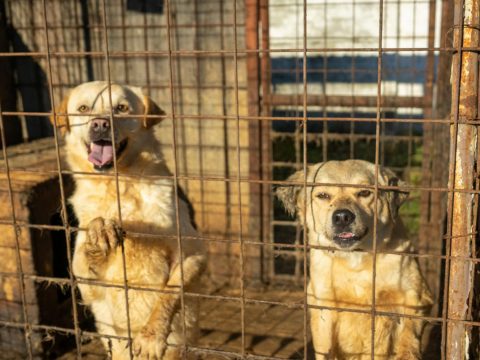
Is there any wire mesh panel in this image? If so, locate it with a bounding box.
[1,0,251,358]
[265,0,438,284]
[0,0,479,359]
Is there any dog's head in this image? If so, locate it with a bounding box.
[50,81,165,172]
[276,160,408,250]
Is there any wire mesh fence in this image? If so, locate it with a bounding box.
[0,0,478,359]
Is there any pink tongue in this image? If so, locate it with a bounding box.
[338,232,355,239]
[88,141,114,166]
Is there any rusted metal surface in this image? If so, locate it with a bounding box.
[419,0,450,319]
[246,0,260,120]
[245,0,269,285]
[0,109,475,124]
[0,48,472,58]
[445,0,479,357]
[246,0,263,282]
[430,0,453,320]
[233,0,248,355]
[259,0,272,284]
[419,0,437,248]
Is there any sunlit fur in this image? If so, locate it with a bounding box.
[52,81,206,359]
[276,160,432,359]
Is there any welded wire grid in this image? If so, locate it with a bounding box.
[0,0,479,359]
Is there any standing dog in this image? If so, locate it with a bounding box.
[51,81,206,359]
[276,160,432,359]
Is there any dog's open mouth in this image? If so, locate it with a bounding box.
[87,139,128,171]
[333,229,368,249]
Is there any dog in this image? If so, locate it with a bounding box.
[276,160,432,359]
[50,81,206,359]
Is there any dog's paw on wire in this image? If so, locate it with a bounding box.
[86,217,122,257]
[132,327,168,360]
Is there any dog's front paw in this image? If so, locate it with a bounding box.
[85,217,122,259]
[133,327,167,360]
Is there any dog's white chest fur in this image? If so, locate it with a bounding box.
[71,176,175,230]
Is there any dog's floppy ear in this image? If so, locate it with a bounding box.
[49,95,70,135]
[380,167,409,220]
[142,95,165,129]
[275,169,306,216]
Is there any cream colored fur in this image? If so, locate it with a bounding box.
[276,160,432,360]
[51,81,206,359]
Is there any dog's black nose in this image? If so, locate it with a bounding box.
[89,118,111,141]
[91,118,110,131]
[332,209,355,227]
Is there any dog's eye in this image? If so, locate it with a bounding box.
[316,192,330,200]
[357,190,372,197]
[78,105,89,113]
[116,104,129,113]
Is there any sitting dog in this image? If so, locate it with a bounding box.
[51,81,206,359]
[276,160,432,359]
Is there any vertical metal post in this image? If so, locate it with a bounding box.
[164,0,188,356]
[446,0,479,357]
[246,0,264,282]
[259,0,271,284]
[419,0,440,314]
[419,0,437,247]
[232,0,246,356]
[246,0,259,121]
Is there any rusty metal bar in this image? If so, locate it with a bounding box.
[301,0,309,358]
[99,1,134,358]
[445,0,479,357]
[420,0,453,325]
[270,132,422,142]
[245,0,264,284]
[370,0,385,357]
[266,94,426,108]
[3,303,480,342]
[0,109,469,123]
[164,0,189,357]
[12,23,245,31]
[0,227,478,269]
[259,0,272,284]
[233,0,247,357]
[418,0,444,302]
[5,164,480,194]
[246,0,260,120]
[418,0,437,252]
[3,46,480,59]
[0,226,475,261]
[418,0,437,325]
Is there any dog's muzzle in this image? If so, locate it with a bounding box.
[89,117,111,142]
[333,232,362,248]
[85,117,129,171]
[331,209,365,248]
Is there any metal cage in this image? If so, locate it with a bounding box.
[0,0,478,358]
